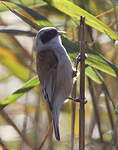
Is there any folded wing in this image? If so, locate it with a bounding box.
[36,49,58,110]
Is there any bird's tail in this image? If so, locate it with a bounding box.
[52,110,60,141]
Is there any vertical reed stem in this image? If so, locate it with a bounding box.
[78,16,86,150]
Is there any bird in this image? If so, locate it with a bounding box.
[34,27,75,140]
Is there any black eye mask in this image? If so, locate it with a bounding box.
[40,29,58,44]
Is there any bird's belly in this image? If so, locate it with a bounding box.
[63,56,73,76]
[57,57,73,97]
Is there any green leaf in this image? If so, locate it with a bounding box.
[11,2,53,27]
[69,50,118,79]
[44,0,118,40]
[0,76,40,110]
[0,0,45,12]
[63,37,118,78]
[2,3,41,30]
[87,50,118,77]
[85,66,103,84]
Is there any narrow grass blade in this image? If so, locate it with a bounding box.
[85,66,103,84]
[86,50,118,77]
[0,0,45,12]
[0,76,40,110]
[2,2,41,30]
[12,2,53,27]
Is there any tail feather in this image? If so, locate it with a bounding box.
[52,110,60,141]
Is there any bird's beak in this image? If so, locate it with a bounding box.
[58,31,66,35]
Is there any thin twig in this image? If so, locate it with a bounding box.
[0,29,36,36]
[102,82,115,109]
[88,79,103,142]
[1,110,34,150]
[102,83,118,146]
[110,0,118,31]
[78,16,86,150]
[103,90,115,142]
[38,122,53,150]
[96,8,114,18]
[38,105,53,150]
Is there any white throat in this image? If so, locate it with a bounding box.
[36,35,63,52]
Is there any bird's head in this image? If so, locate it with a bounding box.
[35,27,65,51]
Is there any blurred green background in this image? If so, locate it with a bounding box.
[0,0,118,150]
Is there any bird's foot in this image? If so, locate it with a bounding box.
[76,53,88,64]
[72,70,77,78]
[74,98,87,104]
[68,97,87,104]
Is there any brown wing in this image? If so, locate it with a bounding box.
[36,49,58,109]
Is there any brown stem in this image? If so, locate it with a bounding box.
[102,83,118,146]
[1,110,34,150]
[38,105,53,150]
[38,122,53,150]
[96,8,114,18]
[78,16,86,150]
[110,0,118,31]
[88,79,103,142]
